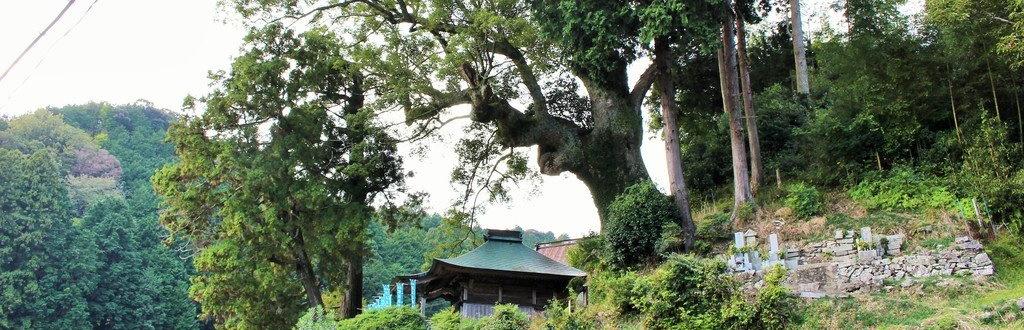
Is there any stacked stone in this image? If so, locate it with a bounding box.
[796,229,903,265]
[833,236,993,293]
[730,230,994,296]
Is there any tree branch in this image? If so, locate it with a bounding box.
[403,88,471,124]
[630,63,658,107]
[489,40,548,114]
[271,1,361,23]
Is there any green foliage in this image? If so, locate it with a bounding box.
[723,266,802,330]
[693,212,734,255]
[82,198,197,329]
[956,116,1024,233]
[586,270,644,318]
[425,304,531,330]
[0,106,199,328]
[294,306,338,330]
[540,300,595,330]
[0,110,98,171]
[154,24,404,327]
[337,306,426,330]
[605,181,675,268]
[428,308,476,330]
[0,149,97,329]
[630,254,736,329]
[986,234,1024,280]
[52,102,177,215]
[481,304,530,330]
[850,167,962,213]
[566,235,607,273]
[784,183,825,219]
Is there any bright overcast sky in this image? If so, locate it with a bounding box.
[0,0,920,237]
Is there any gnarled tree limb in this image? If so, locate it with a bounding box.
[630,63,658,107]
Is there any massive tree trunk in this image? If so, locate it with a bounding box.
[719,2,755,213]
[341,254,364,318]
[654,38,696,251]
[735,16,763,194]
[574,69,652,224]
[461,62,651,227]
[790,0,810,95]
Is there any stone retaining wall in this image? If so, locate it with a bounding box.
[729,228,994,297]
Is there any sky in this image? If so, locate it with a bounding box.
[0,0,920,237]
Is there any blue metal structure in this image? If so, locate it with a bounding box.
[366,279,417,311]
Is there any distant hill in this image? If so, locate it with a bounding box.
[0,102,198,329]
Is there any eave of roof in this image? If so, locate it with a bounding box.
[401,238,586,282]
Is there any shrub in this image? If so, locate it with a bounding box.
[337,306,426,330]
[585,269,643,318]
[748,266,801,329]
[692,212,733,255]
[630,254,736,329]
[480,304,529,330]
[849,167,961,213]
[605,180,676,268]
[428,307,484,330]
[565,235,606,273]
[784,182,824,219]
[720,266,801,330]
[429,308,463,330]
[538,300,594,330]
[956,116,1024,233]
[293,306,337,330]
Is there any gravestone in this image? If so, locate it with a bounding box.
[769,233,780,265]
[734,232,747,271]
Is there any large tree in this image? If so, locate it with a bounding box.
[224,0,673,226]
[153,25,404,326]
[641,0,725,249]
[0,149,98,329]
[82,198,197,329]
[735,3,764,194]
[789,0,810,94]
[718,0,756,212]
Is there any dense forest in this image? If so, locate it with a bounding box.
[0,103,562,328]
[0,103,196,328]
[3,0,1024,328]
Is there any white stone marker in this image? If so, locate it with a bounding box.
[769,233,780,265]
[734,232,746,271]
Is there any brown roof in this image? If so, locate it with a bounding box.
[534,239,580,266]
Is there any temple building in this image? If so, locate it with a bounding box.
[396,229,586,317]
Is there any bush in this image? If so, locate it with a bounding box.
[748,266,801,329]
[293,306,337,330]
[720,267,801,330]
[605,181,676,268]
[630,254,737,329]
[849,167,962,213]
[337,306,426,330]
[784,182,824,219]
[956,117,1024,233]
[480,304,529,330]
[428,307,481,330]
[565,235,606,273]
[538,300,594,330]
[585,269,643,319]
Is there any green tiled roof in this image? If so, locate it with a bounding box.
[435,230,586,278]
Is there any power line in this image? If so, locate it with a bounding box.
[3,0,99,98]
[0,0,77,85]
